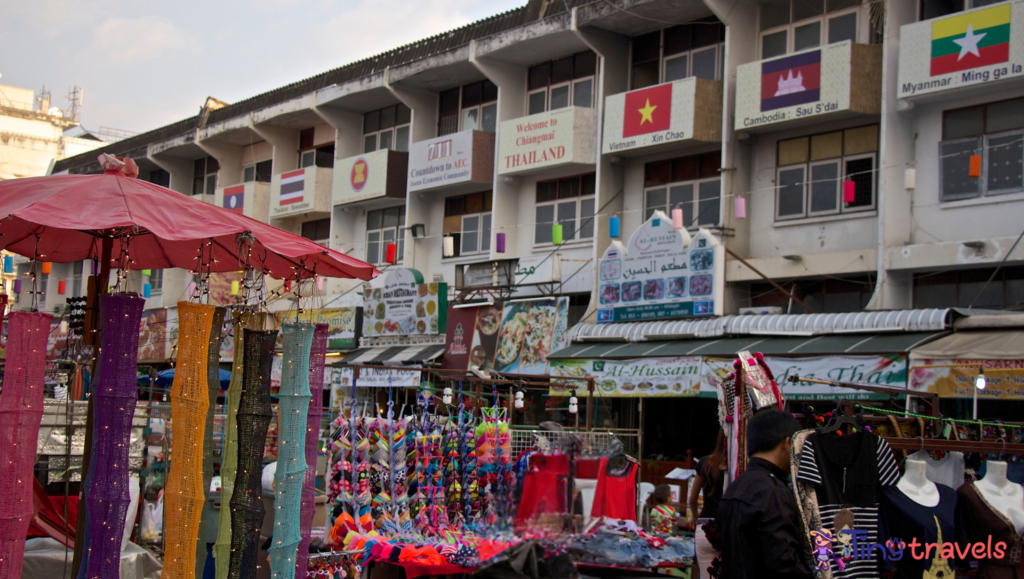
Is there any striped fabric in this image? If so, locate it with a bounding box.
[797,437,900,579]
[280,170,305,205]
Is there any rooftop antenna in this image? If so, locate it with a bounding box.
[65,85,83,123]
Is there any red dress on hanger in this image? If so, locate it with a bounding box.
[590,456,638,521]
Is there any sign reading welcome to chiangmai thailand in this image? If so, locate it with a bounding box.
[734,40,881,131]
[898,2,1022,98]
[497,106,597,175]
[596,212,725,323]
[602,77,722,154]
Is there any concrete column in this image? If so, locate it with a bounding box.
[197,139,244,188]
[471,40,527,260]
[867,0,915,310]
[147,148,194,195]
[574,12,629,322]
[252,123,300,176]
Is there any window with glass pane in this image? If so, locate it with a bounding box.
[697,180,720,225]
[664,54,689,82]
[463,108,480,131]
[535,204,555,244]
[550,85,570,110]
[645,188,667,220]
[777,167,806,218]
[528,91,546,115]
[301,151,315,168]
[557,201,577,240]
[762,30,788,58]
[364,134,377,153]
[692,47,718,80]
[366,231,380,264]
[672,184,695,226]
[844,156,875,207]
[527,51,597,112]
[379,131,393,151]
[481,104,497,132]
[828,12,857,44]
[940,98,1024,201]
[573,79,593,108]
[482,214,492,251]
[794,21,821,51]
[809,162,839,213]
[985,132,1024,195]
[462,215,479,254]
[579,198,595,239]
[255,160,272,183]
[244,166,256,183]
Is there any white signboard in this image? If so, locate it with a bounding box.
[408,130,474,192]
[702,355,907,401]
[335,365,421,388]
[549,356,703,397]
[603,78,702,154]
[497,106,597,175]
[597,212,724,323]
[514,253,561,286]
[898,2,1023,98]
[334,148,390,206]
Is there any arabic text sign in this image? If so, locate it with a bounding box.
[911,358,1024,399]
[597,213,724,323]
[899,3,1024,98]
[514,254,560,285]
[549,357,702,397]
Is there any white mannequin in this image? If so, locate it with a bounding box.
[976,460,1024,534]
[898,459,940,507]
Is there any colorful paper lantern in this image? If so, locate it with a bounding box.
[672,208,684,230]
[58,280,66,295]
[41,262,52,274]
[969,155,982,178]
[316,276,324,291]
[735,197,747,219]
[3,255,12,274]
[443,236,454,257]
[187,281,196,296]
[231,281,240,296]
[13,279,21,294]
[142,269,152,276]
[843,180,856,204]
[143,283,151,298]
[385,243,397,264]
[609,217,620,238]
[552,224,563,246]
[496,232,506,253]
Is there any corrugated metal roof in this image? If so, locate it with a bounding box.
[571,317,729,341]
[55,0,605,175]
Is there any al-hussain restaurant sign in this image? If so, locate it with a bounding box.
[899,3,1024,98]
[497,106,597,175]
[597,212,725,323]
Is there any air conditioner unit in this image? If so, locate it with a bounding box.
[739,306,783,315]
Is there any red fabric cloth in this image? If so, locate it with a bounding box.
[590,457,638,521]
[396,561,474,579]
[515,453,569,523]
[28,495,78,538]
[0,165,377,280]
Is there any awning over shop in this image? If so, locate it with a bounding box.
[910,331,1024,360]
[341,344,445,365]
[548,331,948,359]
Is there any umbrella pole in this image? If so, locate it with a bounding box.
[71,235,113,577]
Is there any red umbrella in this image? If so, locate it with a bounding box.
[0,155,378,280]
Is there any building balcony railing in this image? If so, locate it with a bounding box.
[214,181,270,222]
[898,1,1021,100]
[497,106,598,176]
[602,77,723,156]
[269,165,333,220]
[734,40,881,133]
[408,130,495,194]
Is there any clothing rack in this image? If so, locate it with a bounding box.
[884,437,1024,455]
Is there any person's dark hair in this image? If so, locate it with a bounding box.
[701,429,727,490]
[652,484,672,504]
[746,409,800,456]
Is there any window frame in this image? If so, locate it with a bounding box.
[920,0,1005,22]
[149,269,164,295]
[192,156,219,196]
[442,192,493,259]
[758,2,860,59]
[526,52,597,115]
[774,125,879,221]
[300,218,331,245]
[364,206,406,266]
[363,104,411,154]
[939,98,1024,202]
[630,20,727,90]
[243,160,272,183]
[662,43,724,84]
[643,175,722,229]
[458,212,492,256]
[533,173,597,247]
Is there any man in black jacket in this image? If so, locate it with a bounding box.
[716,409,811,579]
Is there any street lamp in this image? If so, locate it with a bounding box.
[973,368,986,420]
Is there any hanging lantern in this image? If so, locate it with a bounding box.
[514,390,524,409]
[568,395,578,414]
[734,197,747,219]
[143,283,151,298]
[13,279,21,294]
[58,280,66,295]
[443,235,455,257]
[385,243,398,264]
[442,386,453,405]
[609,216,620,238]
[284,280,292,292]
[672,208,684,230]
[496,232,506,253]
[142,269,152,276]
[552,224,563,246]
[843,180,856,204]
[3,255,12,274]
[969,155,982,178]
[230,281,240,296]
[316,276,324,291]
[42,262,52,274]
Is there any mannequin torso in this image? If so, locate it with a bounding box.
[897,459,940,507]
[976,460,1024,534]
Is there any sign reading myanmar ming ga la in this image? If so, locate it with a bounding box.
[899,2,1023,98]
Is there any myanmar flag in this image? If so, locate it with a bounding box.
[931,4,1010,76]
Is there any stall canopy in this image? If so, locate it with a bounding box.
[341,344,445,366]
[549,331,948,360]
[909,330,1024,399]
[911,331,1024,359]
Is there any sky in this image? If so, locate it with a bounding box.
[2,0,526,134]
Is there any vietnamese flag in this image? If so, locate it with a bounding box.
[931,4,1010,76]
[623,84,672,138]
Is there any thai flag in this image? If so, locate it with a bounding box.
[280,169,305,205]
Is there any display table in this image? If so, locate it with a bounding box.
[21,538,162,579]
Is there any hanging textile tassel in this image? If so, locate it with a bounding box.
[0,312,53,579]
[196,307,227,576]
[269,323,315,579]
[162,302,217,579]
[295,324,328,579]
[214,313,265,579]
[229,328,278,579]
[76,295,145,579]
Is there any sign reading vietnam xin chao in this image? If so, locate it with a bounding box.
[596,212,724,323]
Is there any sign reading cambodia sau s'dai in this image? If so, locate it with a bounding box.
[898,3,1023,98]
[597,212,724,323]
[497,107,597,175]
[734,41,881,130]
[602,78,721,154]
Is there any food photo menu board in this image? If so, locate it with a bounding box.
[491,297,570,374]
[363,268,447,337]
